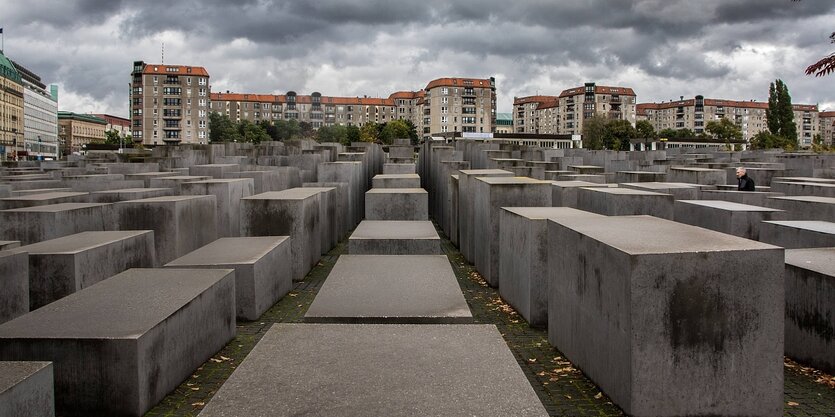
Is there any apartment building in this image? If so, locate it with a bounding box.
[92,114,131,138]
[638,96,820,146]
[820,111,835,146]
[130,61,210,145]
[0,51,24,158]
[512,83,636,135]
[58,112,106,154]
[420,77,495,138]
[12,60,58,159]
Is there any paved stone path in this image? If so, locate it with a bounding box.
[146,228,835,417]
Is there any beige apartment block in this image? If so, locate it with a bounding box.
[638,96,819,146]
[820,111,835,146]
[512,95,558,134]
[130,61,210,145]
[0,51,24,158]
[58,112,106,154]
[420,77,496,138]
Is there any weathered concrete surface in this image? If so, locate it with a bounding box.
[550,181,613,208]
[674,200,785,240]
[547,215,784,417]
[0,361,54,417]
[123,172,176,188]
[577,187,674,219]
[88,188,173,204]
[499,207,603,327]
[614,171,667,183]
[17,231,157,310]
[784,248,835,374]
[348,220,441,255]
[180,179,255,238]
[764,196,835,222]
[619,182,702,200]
[318,162,364,229]
[667,166,726,185]
[472,177,551,287]
[304,182,350,241]
[298,187,337,254]
[147,176,211,191]
[189,164,241,179]
[760,220,835,249]
[458,169,514,262]
[198,324,548,416]
[0,251,28,325]
[699,189,784,207]
[371,174,421,189]
[365,188,428,221]
[0,192,90,210]
[240,189,321,281]
[226,169,300,194]
[382,163,415,174]
[0,203,116,245]
[166,236,292,321]
[115,196,217,265]
[0,241,20,250]
[771,181,835,198]
[305,255,471,323]
[9,188,72,197]
[0,268,236,417]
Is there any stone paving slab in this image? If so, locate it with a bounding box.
[305,255,471,324]
[199,323,548,417]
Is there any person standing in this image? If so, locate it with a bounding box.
[736,167,755,191]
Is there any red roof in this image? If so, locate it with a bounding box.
[424,77,493,90]
[513,95,559,106]
[141,63,209,77]
[559,85,636,98]
[820,111,835,118]
[388,91,423,100]
[210,92,396,106]
[638,98,817,112]
[91,114,130,127]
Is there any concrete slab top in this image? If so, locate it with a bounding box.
[92,188,170,194]
[670,166,723,172]
[769,195,835,204]
[785,247,835,276]
[300,187,337,192]
[0,241,21,250]
[2,202,109,213]
[580,187,669,196]
[16,231,152,254]
[124,172,171,177]
[490,158,523,162]
[166,236,290,265]
[372,174,420,179]
[244,188,326,200]
[678,199,784,212]
[459,169,513,176]
[154,176,211,180]
[122,195,211,203]
[567,165,603,169]
[763,220,835,234]
[183,179,253,185]
[0,191,88,201]
[620,182,700,190]
[305,255,471,323]
[551,180,612,188]
[350,221,439,239]
[773,181,835,188]
[10,188,72,195]
[191,164,240,168]
[0,361,52,393]
[774,177,835,184]
[550,215,779,254]
[451,174,459,180]
[617,171,666,175]
[502,207,603,220]
[365,188,427,194]
[0,268,233,339]
[476,177,550,185]
[199,324,548,416]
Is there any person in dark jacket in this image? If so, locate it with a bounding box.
[736,167,755,191]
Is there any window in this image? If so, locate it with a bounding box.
[442,87,448,95]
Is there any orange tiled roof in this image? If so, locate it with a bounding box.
[513,95,559,106]
[638,98,817,112]
[388,91,423,100]
[424,77,493,90]
[141,63,209,77]
[211,92,396,107]
[820,111,835,118]
[559,85,636,98]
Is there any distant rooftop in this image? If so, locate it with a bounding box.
[58,111,107,125]
[0,50,22,84]
[496,113,512,126]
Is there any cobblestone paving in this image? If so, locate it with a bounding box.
[147,233,835,416]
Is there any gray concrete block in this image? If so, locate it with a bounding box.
[0,184,10,198]
[7,180,63,192]
[0,251,28,325]
[577,187,674,219]
[699,189,784,206]
[759,220,835,248]
[547,215,784,417]
[147,176,211,192]
[365,188,428,221]
[0,192,90,210]
[348,220,441,255]
[614,171,667,183]
[304,182,350,241]
[771,181,835,197]
[371,174,421,189]
[180,179,255,238]
[550,181,613,207]
[458,169,514,262]
[499,207,603,327]
[226,168,300,194]
[784,248,835,374]
[553,173,606,183]
[165,237,292,321]
[88,188,173,204]
[9,188,72,197]
[667,166,726,185]
[472,177,551,287]
[188,164,241,178]
[0,361,54,417]
[17,231,157,310]
[123,172,176,188]
[620,182,702,200]
[305,255,471,323]
[764,195,835,222]
[240,189,321,281]
[0,241,20,250]
[198,323,548,416]
[115,196,217,265]
[0,203,116,245]
[382,163,415,174]
[674,200,785,240]
[300,187,337,254]
[319,162,364,228]
[0,268,235,417]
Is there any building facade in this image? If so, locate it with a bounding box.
[495,112,513,133]
[92,113,131,138]
[638,96,820,146]
[420,77,495,138]
[512,83,636,136]
[0,51,24,159]
[130,61,210,145]
[12,60,58,159]
[58,112,106,154]
[820,111,835,146]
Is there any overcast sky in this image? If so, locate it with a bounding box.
[3,0,835,116]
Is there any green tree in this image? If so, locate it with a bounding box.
[705,118,743,148]
[273,119,302,141]
[657,128,696,139]
[581,114,607,150]
[238,120,270,144]
[403,120,419,145]
[359,122,380,143]
[379,119,411,145]
[604,119,636,150]
[635,120,656,139]
[750,131,796,151]
[208,112,241,142]
[317,125,348,144]
[805,31,835,77]
[258,120,279,141]
[104,129,122,145]
[346,125,361,144]
[766,79,797,146]
[299,121,315,138]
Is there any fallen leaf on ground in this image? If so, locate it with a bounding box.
[787,401,799,406]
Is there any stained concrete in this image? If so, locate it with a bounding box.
[199,324,548,416]
[180,179,255,238]
[189,164,241,178]
[699,189,784,206]
[667,166,726,185]
[576,187,674,219]
[0,251,28,325]
[457,169,514,263]
[550,181,613,207]
[760,220,835,248]
[348,221,441,255]
[0,203,116,245]
[88,188,173,204]
[764,195,835,222]
[305,255,471,323]
[372,174,421,189]
[17,231,157,310]
[619,182,702,200]
[365,188,428,221]
[0,361,54,417]
[0,268,236,417]
[547,215,783,417]
[0,192,90,210]
[784,248,835,374]
[166,237,292,321]
[147,175,211,191]
[674,200,785,240]
[382,163,415,174]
